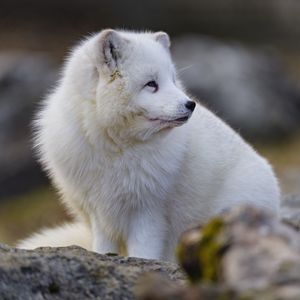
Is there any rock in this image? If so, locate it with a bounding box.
[136,273,238,300]
[137,275,246,300]
[135,273,186,300]
[2,206,300,299]
[280,169,300,198]
[281,194,300,230]
[0,52,57,199]
[139,206,300,300]
[172,36,300,141]
[177,206,300,287]
[0,244,184,300]
[220,208,300,293]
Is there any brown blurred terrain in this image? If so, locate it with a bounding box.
[0,0,300,246]
[0,187,70,246]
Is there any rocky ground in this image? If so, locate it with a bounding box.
[1,199,300,300]
[0,244,185,300]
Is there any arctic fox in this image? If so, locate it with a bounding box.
[19,29,280,261]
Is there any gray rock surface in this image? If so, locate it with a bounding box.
[0,53,57,199]
[281,194,300,230]
[172,36,300,141]
[0,244,184,300]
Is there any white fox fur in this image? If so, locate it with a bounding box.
[19,223,91,250]
[18,29,280,261]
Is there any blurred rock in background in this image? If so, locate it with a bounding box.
[173,36,300,141]
[0,53,57,199]
[138,205,300,300]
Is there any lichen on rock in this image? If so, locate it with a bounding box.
[177,217,229,283]
[174,205,300,299]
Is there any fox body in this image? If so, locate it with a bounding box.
[19,30,280,261]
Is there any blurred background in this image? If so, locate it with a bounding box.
[1,0,300,246]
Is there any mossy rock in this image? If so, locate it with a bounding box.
[177,217,230,283]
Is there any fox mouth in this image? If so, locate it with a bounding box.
[148,114,191,125]
[172,116,189,122]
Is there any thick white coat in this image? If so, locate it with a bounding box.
[19,30,280,261]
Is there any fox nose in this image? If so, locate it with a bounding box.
[185,101,196,112]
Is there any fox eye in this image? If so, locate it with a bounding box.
[144,80,158,93]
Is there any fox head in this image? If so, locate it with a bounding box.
[63,29,195,144]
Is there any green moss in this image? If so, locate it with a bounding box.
[198,218,225,282]
[177,217,228,284]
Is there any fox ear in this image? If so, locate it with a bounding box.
[153,31,171,49]
[99,29,128,71]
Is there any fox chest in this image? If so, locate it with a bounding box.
[77,155,179,213]
[100,163,169,205]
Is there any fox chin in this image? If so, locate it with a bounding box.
[18,29,280,261]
